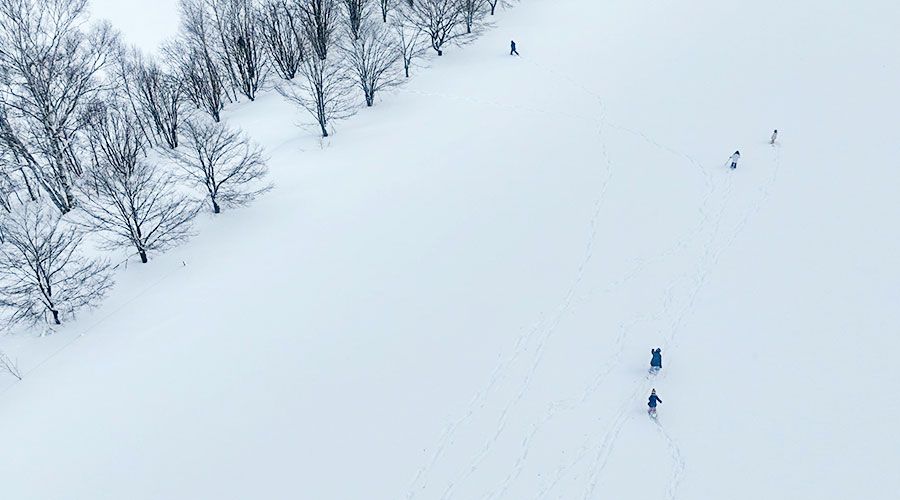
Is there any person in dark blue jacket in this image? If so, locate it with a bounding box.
[510,40,519,56]
[648,389,662,416]
[650,348,662,372]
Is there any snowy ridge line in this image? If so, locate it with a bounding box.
[0,260,188,395]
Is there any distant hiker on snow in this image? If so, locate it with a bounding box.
[729,150,740,169]
[770,129,778,145]
[650,348,662,372]
[648,389,662,415]
[510,40,519,55]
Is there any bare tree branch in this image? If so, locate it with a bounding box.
[0,349,22,380]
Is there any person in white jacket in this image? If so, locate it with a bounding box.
[729,150,740,169]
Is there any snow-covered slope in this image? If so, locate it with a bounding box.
[2,0,899,499]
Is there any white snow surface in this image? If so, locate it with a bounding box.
[89,0,181,52]
[2,0,900,498]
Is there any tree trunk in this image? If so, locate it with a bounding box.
[19,168,36,201]
[212,197,221,214]
[139,249,148,263]
[51,309,60,325]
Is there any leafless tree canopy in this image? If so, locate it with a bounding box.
[277,55,355,137]
[378,0,395,22]
[343,20,399,106]
[0,0,118,213]
[78,104,199,263]
[117,49,184,149]
[341,0,371,40]
[209,0,267,101]
[297,0,337,61]
[169,119,269,214]
[393,20,425,78]
[0,203,112,325]
[401,0,465,56]
[460,0,486,34]
[169,0,228,122]
[258,0,305,80]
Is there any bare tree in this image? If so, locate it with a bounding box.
[0,203,112,326]
[117,50,184,148]
[378,0,395,22]
[168,119,269,214]
[401,0,464,56]
[0,0,118,213]
[0,349,22,380]
[258,0,305,80]
[341,0,371,40]
[168,0,228,122]
[393,20,425,78]
[486,0,499,15]
[78,104,199,263]
[277,56,355,137]
[343,20,399,106]
[296,0,336,61]
[460,0,485,34]
[209,0,267,101]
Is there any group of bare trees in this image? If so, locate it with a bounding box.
[0,0,270,329]
[165,0,502,137]
[0,0,512,330]
[268,0,512,136]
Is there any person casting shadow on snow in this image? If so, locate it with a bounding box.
[770,129,778,145]
[729,150,740,169]
[648,389,662,417]
[650,348,662,373]
[510,40,519,55]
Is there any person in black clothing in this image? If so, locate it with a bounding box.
[510,40,519,55]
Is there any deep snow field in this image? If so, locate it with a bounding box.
[2,0,900,499]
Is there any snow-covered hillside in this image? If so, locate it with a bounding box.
[2,0,899,499]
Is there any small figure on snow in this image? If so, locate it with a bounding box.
[510,40,519,56]
[770,129,778,145]
[729,150,740,169]
[650,348,662,372]
[648,388,662,416]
